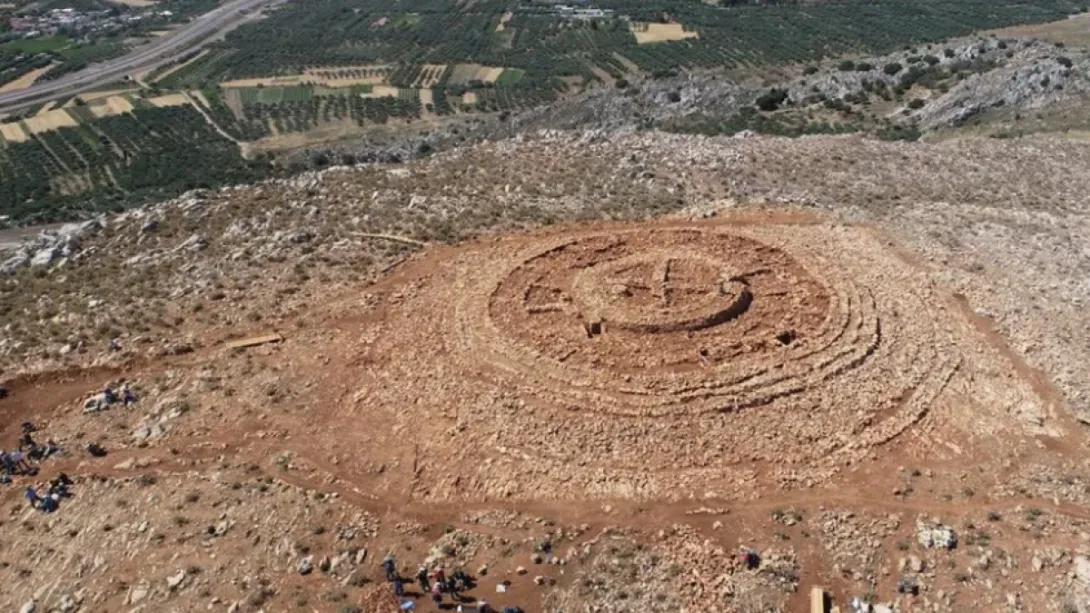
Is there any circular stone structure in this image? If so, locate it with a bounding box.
[442,224,960,465]
[489,230,830,384]
[567,248,754,334]
[352,219,975,495]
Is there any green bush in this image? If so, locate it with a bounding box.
[883,62,904,75]
[823,97,852,112]
[756,88,789,111]
[844,90,869,104]
[661,107,858,138]
[876,124,921,141]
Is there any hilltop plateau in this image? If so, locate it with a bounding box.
[1,130,1090,612]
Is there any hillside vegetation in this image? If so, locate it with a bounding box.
[2,0,1090,224]
[188,0,1087,81]
[0,106,266,223]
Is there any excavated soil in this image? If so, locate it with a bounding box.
[328,215,1055,503]
[1,160,1089,613]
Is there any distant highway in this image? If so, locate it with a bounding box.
[0,0,276,115]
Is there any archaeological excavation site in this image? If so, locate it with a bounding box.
[1,132,1089,613]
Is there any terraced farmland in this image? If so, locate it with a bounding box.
[0,106,265,222]
[180,0,1086,86]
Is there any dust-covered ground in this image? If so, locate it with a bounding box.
[1,131,1090,613]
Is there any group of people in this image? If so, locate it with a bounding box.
[0,448,32,477]
[383,555,517,612]
[3,421,72,512]
[83,381,138,415]
[419,565,473,604]
[104,382,138,407]
[24,473,72,513]
[1,422,60,481]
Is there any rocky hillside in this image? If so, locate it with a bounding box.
[475,35,1090,140]
[2,130,1090,427]
[779,35,1090,133]
[1,129,1090,613]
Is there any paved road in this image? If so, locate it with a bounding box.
[0,0,275,115]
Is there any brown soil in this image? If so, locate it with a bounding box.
[2,211,1086,612]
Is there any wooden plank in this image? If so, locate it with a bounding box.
[225,332,284,349]
[810,586,827,613]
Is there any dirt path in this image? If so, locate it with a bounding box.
[181,90,251,157]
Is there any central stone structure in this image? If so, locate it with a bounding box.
[570,249,752,334]
[493,229,830,376]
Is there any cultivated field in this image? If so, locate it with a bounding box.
[1,92,189,143]
[88,95,134,118]
[479,66,503,82]
[986,11,1090,46]
[23,108,78,134]
[0,121,27,142]
[631,22,699,44]
[220,65,393,89]
[448,63,483,85]
[363,85,400,98]
[448,63,506,85]
[0,63,54,93]
[0,106,262,220]
[245,117,372,152]
[418,87,434,112]
[147,93,190,108]
[414,63,447,88]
